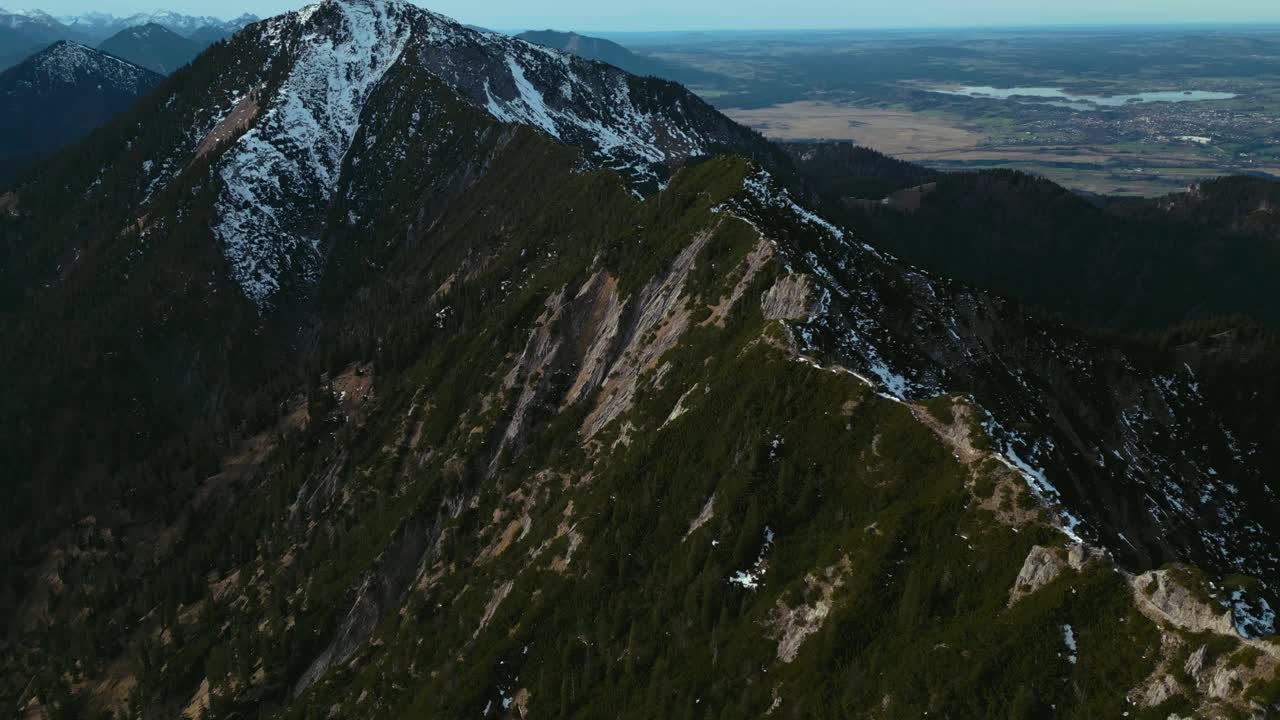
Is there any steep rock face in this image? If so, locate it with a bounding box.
[1008,544,1101,605]
[1133,568,1239,637]
[761,273,821,321]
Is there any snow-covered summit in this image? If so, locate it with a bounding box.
[215,0,414,304]
[195,0,763,306]
[13,40,158,91]
[0,6,64,30]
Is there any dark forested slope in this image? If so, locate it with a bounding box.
[787,141,1280,332]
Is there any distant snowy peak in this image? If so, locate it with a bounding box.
[127,23,171,38]
[17,40,158,92]
[52,9,258,40]
[0,6,66,30]
[120,10,257,36]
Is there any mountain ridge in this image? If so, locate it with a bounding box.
[186,0,775,306]
[57,8,257,41]
[0,7,257,69]
[1,1,1277,718]
[0,6,75,67]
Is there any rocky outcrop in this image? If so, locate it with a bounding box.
[490,288,570,474]
[580,231,711,440]
[1009,546,1069,605]
[1126,572,1280,718]
[1131,569,1236,637]
[1009,543,1101,605]
[193,85,262,160]
[770,556,852,663]
[475,580,514,638]
[682,495,715,541]
[562,272,625,407]
[705,238,774,326]
[1135,673,1180,708]
[181,677,211,720]
[761,273,819,321]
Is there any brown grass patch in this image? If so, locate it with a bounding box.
[723,102,986,156]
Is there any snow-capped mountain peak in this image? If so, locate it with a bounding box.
[188,0,763,306]
[215,0,414,303]
[17,40,157,91]
[0,6,65,29]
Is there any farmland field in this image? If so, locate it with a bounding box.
[608,27,1280,195]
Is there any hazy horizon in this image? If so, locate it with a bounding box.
[10,0,1280,32]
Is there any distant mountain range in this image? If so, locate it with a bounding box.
[0,9,251,174]
[0,7,68,67]
[0,39,160,180]
[0,7,256,69]
[516,29,723,87]
[56,10,257,42]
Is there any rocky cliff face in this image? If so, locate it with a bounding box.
[1,2,1276,718]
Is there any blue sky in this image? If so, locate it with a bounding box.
[25,0,1280,31]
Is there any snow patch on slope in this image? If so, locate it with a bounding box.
[485,55,560,138]
[719,167,1100,545]
[214,0,409,305]
[729,526,775,590]
[1231,590,1276,639]
[478,42,704,185]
